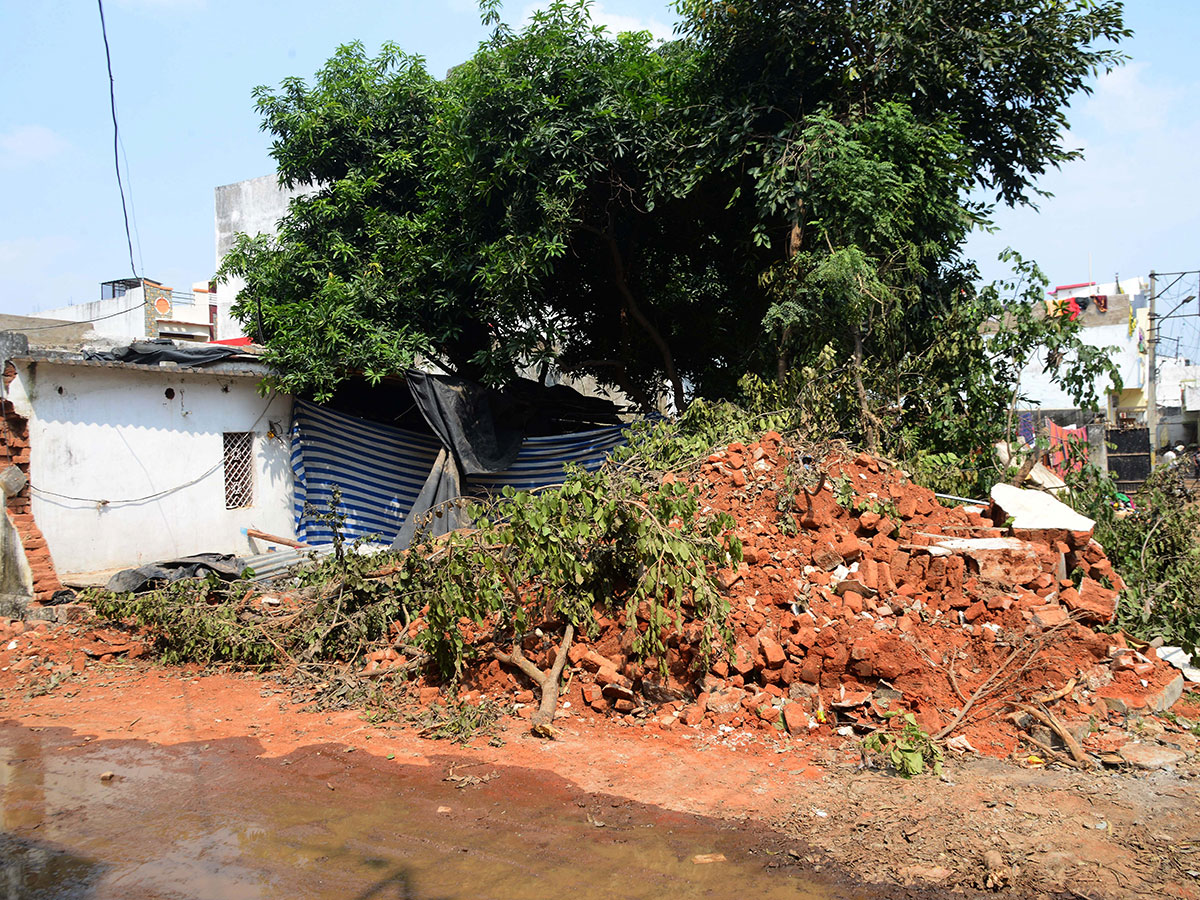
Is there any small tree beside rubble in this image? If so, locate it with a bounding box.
[398,466,741,733]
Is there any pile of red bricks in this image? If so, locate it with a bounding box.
[454,434,1183,756]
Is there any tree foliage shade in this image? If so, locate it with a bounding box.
[219,0,1127,455]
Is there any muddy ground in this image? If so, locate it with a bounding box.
[2,661,1197,899]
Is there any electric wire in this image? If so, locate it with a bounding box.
[96,0,139,280]
[118,132,145,275]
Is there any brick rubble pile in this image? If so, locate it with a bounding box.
[448,433,1184,758]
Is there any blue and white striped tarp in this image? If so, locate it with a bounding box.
[291,400,628,544]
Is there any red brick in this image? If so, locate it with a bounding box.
[1062,577,1117,624]
[842,591,864,614]
[757,633,786,669]
[1032,604,1069,629]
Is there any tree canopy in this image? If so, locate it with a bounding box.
[219,0,1128,453]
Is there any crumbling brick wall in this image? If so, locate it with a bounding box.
[1,363,61,601]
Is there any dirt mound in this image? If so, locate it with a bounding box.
[441,434,1182,760]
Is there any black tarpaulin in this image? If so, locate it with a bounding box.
[404,370,622,477]
[105,553,245,593]
[85,339,242,367]
[405,371,525,476]
[390,370,623,549]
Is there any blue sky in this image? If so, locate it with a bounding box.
[2,1,1197,351]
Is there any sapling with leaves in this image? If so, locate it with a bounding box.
[399,464,741,736]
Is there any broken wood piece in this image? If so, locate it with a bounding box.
[1031,678,1077,705]
[245,528,309,549]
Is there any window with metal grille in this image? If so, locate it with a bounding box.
[223,432,254,509]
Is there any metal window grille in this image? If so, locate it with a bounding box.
[223,432,254,509]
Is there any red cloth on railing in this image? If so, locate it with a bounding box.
[1045,420,1087,475]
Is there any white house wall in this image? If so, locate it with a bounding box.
[213,174,315,342]
[1014,321,1142,409]
[1157,357,1200,407]
[36,287,148,343]
[9,361,295,575]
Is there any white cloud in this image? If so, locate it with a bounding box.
[519,2,675,43]
[965,57,1200,292]
[589,4,674,42]
[0,125,70,169]
[1080,61,1178,133]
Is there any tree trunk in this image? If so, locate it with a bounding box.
[852,327,880,453]
[777,323,795,383]
[1010,426,1049,486]
[585,224,685,413]
[493,623,575,735]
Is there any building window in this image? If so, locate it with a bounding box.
[223,432,254,509]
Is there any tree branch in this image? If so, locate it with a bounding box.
[493,623,576,733]
[580,221,685,412]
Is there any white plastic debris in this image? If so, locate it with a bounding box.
[1157,645,1200,683]
[946,735,979,754]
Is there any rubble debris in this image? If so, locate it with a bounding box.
[1157,645,1200,683]
[988,483,1094,537]
[30,434,1190,768]
[383,438,1180,760]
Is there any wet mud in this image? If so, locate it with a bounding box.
[0,722,923,900]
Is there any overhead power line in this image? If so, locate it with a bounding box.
[96,0,139,280]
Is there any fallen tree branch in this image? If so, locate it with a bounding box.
[1031,678,1077,705]
[1009,701,1092,768]
[801,471,828,499]
[494,623,575,735]
[934,618,1075,741]
[935,642,1029,740]
[947,657,968,705]
[1017,732,1085,770]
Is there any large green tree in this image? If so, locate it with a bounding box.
[220,0,1127,451]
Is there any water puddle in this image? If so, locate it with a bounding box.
[0,723,865,899]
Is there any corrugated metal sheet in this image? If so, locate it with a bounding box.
[290,400,628,545]
[243,542,390,581]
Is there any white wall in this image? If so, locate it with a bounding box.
[8,361,295,575]
[1157,357,1200,407]
[213,174,315,342]
[1015,321,1141,409]
[1050,277,1149,301]
[36,287,148,342]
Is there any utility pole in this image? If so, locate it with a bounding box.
[1147,271,1158,466]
